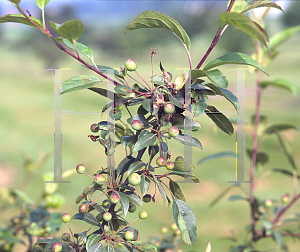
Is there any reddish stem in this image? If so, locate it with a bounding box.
[249,41,263,242]
[272,193,300,225]
[195,0,235,69]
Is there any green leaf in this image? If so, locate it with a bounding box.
[116,156,135,176]
[125,10,191,51]
[198,151,236,165]
[50,19,84,43]
[116,191,129,217]
[172,115,201,131]
[206,83,239,111]
[274,132,297,170]
[115,85,133,96]
[88,242,103,252]
[262,220,273,230]
[229,0,284,14]
[9,0,21,4]
[62,39,94,61]
[153,176,166,205]
[0,14,43,28]
[228,195,247,201]
[173,134,203,149]
[133,131,157,152]
[72,213,100,226]
[267,25,300,53]
[206,69,229,89]
[272,231,284,250]
[219,12,270,51]
[131,241,157,252]
[192,90,208,116]
[36,0,50,9]
[260,78,297,96]
[264,124,298,135]
[203,52,268,75]
[191,69,228,88]
[62,75,101,94]
[125,191,143,206]
[168,92,184,109]
[140,175,151,196]
[172,199,197,246]
[86,234,102,251]
[272,168,300,180]
[169,179,186,202]
[168,171,200,183]
[120,136,133,149]
[88,87,119,100]
[142,98,154,113]
[127,161,146,175]
[12,189,34,204]
[174,74,186,90]
[246,149,269,166]
[205,105,234,135]
[173,160,193,172]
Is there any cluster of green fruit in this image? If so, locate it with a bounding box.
[156,156,184,171]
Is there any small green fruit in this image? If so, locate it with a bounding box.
[102,199,111,209]
[168,126,179,137]
[51,242,62,252]
[79,204,88,214]
[105,147,115,156]
[62,233,70,241]
[128,173,141,186]
[109,192,120,204]
[165,161,174,170]
[281,194,289,204]
[161,226,168,234]
[128,203,136,213]
[76,164,85,174]
[114,110,122,120]
[61,213,72,223]
[164,103,175,114]
[142,194,152,203]
[125,59,137,71]
[124,230,135,241]
[90,123,99,133]
[46,192,65,209]
[103,212,112,221]
[171,222,177,231]
[175,229,181,235]
[94,174,105,184]
[139,210,148,219]
[156,156,167,167]
[175,156,184,162]
[114,99,124,111]
[131,120,142,130]
[265,199,272,207]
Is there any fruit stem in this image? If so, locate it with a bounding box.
[127,73,150,91]
[88,189,112,207]
[67,222,76,244]
[134,70,151,90]
[84,171,94,179]
[111,218,139,237]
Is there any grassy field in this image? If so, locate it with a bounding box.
[1,23,300,251]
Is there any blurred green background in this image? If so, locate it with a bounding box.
[0,1,300,251]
